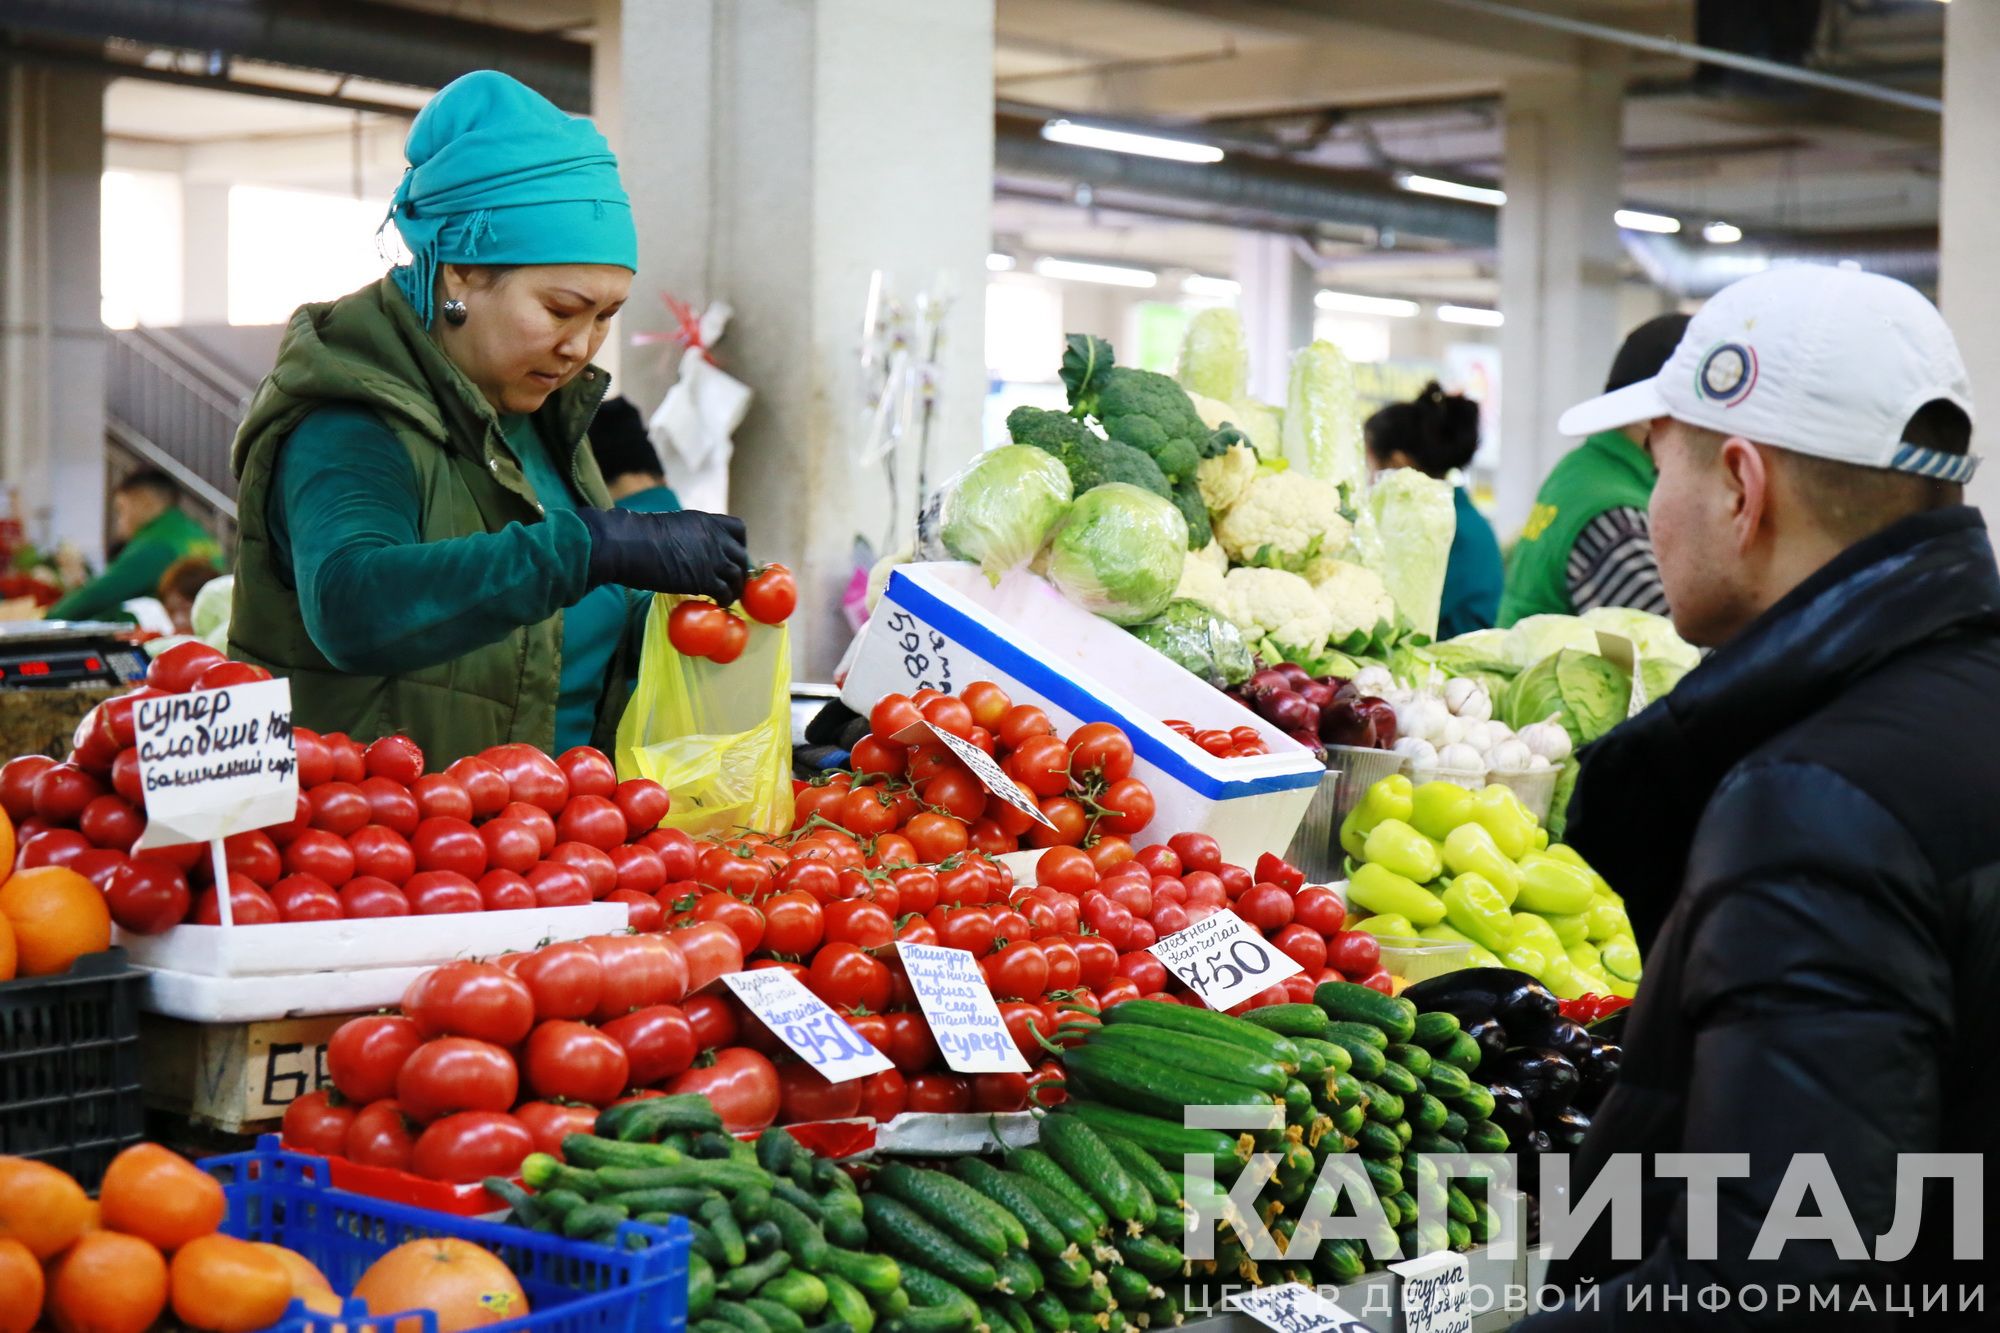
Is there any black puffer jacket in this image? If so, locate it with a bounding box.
[1523,507,2000,1329]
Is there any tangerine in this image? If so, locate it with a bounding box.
[169,1233,294,1333]
[98,1142,225,1252]
[0,866,110,976]
[0,1156,94,1259]
[0,1237,44,1333]
[45,1230,168,1333]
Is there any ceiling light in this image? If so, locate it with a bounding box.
[1838,259,1863,271]
[1181,274,1241,298]
[1316,290,1420,318]
[1032,257,1159,289]
[986,253,1016,272]
[1398,173,1507,207]
[1702,221,1743,245]
[1041,119,1224,164]
[1437,304,1504,328]
[1615,209,1682,235]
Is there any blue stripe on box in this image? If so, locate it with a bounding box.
[886,572,1325,801]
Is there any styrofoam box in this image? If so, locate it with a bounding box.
[842,563,1325,865]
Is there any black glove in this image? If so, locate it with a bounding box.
[577,507,749,603]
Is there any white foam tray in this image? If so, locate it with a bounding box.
[136,963,438,1023]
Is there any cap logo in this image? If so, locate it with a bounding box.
[1696,341,1757,407]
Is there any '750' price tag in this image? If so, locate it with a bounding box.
[1149,909,1303,1012]
[723,969,893,1083]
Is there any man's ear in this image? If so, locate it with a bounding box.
[1719,436,1769,554]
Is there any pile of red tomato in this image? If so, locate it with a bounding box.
[792,682,1158,859]
[663,564,797,664]
[292,929,749,1183]
[0,641,692,931]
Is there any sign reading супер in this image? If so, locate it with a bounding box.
[133,678,298,850]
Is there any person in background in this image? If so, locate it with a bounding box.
[1498,313,1691,625]
[588,396,681,513]
[157,555,223,636]
[44,470,220,622]
[1365,381,1502,637]
[1521,267,1997,1328]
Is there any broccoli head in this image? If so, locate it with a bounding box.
[1008,405,1171,499]
[1171,477,1213,551]
[1007,404,1097,454]
[1058,333,1214,486]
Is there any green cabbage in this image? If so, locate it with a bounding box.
[1044,482,1189,625]
[1502,614,1605,668]
[1579,606,1700,672]
[1505,649,1631,743]
[939,444,1074,584]
[1282,341,1366,493]
[1639,655,1690,703]
[1129,599,1254,688]
[1176,308,1249,404]
[1348,469,1457,640]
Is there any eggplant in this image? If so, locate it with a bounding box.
[1401,968,1539,1024]
[1494,980,1561,1035]
[1543,1107,1592,1153]
[1484,1083,1535,1144]
[1491,1048,1580,1113]
[1465,1016,1509,1069]
[1517,1017,1593,1064]
[1575,1038,1623,1089]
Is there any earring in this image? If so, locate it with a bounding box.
[442,299,468,326]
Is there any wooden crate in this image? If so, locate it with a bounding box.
[140,1012,353,1135]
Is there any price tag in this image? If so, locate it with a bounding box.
[1593,630,1648,717]
[132,678,298,850]
[1390,1251,1471,1333]
[882,607,954,695]
[893,720,1055,828]
[896,942,1030,1074]
[722,969,893,1083]
[1149,909,1303,1011]
[1224,1282,1376,1333]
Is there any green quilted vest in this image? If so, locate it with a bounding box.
[1498,430,1658,626]
[228,277,615,762]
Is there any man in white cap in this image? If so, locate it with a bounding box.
[1521,265,1998,1327]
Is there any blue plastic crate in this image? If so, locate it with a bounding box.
[205,1138,688,1333]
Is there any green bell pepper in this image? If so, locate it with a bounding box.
[1541,910,1591,947]
[1360,819,1443,884]
[1600,935,1643,983]
[1584,898,1631,943]
[1468,786,1537,860]
[1547,844,1620,900]
[1353,913,1419,939]
[1499,941,1550,977]
[1339,775,1415,860]
[1440,823,1520,906]
[1441,874,1513,953]
[1536,953,1590,999]
[1408,782,1474,842]
[1514,854,1596,915]
[1507,912,1565,960]
[1347,862,1446,927]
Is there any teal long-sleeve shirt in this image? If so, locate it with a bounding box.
[272,406,630,750]
[1438,483,1504,639]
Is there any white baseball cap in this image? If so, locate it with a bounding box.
[1558,265,1979,483]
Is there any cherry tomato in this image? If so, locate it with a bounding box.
[524,1019,630,1104]
[742,563,798,625]
[513,1101,600,1159]
[509,940,604,1021]
[996,705,1056,751]
[667,1047,782,1132]
[394,1037,518,1123]
[1085,836,1135,874]
[960,681,1013,731]
[1068,722,1135,783]
[340,876,412,918]
[1028,797,1088,849]
[860,1068,908,1120]
[344,1099,418,1171]
[103,857,190,933]
[905,1073,972,1114]
[1007,735,1071,799]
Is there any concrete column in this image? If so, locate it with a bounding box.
[1940,0,2000,523]
[1495,56,1626,538]
[1234,232,1316,404]
[605,0,994,677]
[179,180,232,327]
[1,65,108,560]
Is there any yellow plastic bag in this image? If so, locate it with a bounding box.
[615,598,795,837]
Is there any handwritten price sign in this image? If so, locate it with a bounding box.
[892,721,1055,829]
[1225,1282,1376,1333]
[133,678,298,850]
[723,969,893,1083]
[897,942,1029,1074]
[1148,909,1302,1011]
[1391,1251,1471,1333]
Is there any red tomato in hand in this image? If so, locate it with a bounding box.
[905,1072,972,1114]
[742,564,798,625]
[411,1110,534,1183]
[777,1060,863,1123]
[281,1089,354,1156]
[602,1005,699,1085]
[513,1101,599,1159]
[394,1037,518,1123]
[406,960,536,1045]
[525,1020,630,1104]
[668,601,732,660]
[509,941,604,1021]
[344,1099,417,1171]
[668,1047,781,1132]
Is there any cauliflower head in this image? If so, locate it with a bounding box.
[1185,391,1238,433]
[1214,470,1352,570]
[1193,539,1228,576]
[1222,566,1333,658]
[1307,559,1396,643]
[1196,443,1260,516]
[1175,553,1228,613]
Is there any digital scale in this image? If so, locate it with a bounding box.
[0,620,151,689]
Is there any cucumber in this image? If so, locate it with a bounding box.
[520,1154,604,1196]
[1025,1292,1072,1333]
[1358,1082,1403,1123]
[1317,1237,1366,1285]
[1373,1060,1422,1099]
[951,1159,1068,1260]
[600,1093,726,1142]
[864,1194,1000,1292]
[1106,1264,1157,1307]
[690,1253,718,1317]
[1438,1031,1484,1073]
[998,1250,1044,1298]
[1052,1101,1248,1176]
[1101,999,1302,1068]
[766,1195,832,1270]
[1330,1071,1367,1108]
[1109,1232,1183,1279]
[1096,1131,1182,1209]
[1410,1012,1461,1051]
[878,1288,912,1321]
[1355,1121,1401,1160]
[1386,1043,1433,1078]
[1281,1079,1315,1127]
[758,1127,807,1179]
[1290,1039,1329,1083]
[1144,1292,1184,1330]
[1410,1132,1463,1156]
[1462,1119,1509,1154]
[876,1164,1012,1262]
[1237,1003,1329,1040]
[710,1303,775,1333]
[750,1298,810,1333]
[1294,1038,1352,1077]
[1061,1044,1280,1125]
[902,1267,983,1332]
[1447,1219,1472,1251]
[1322,1020,1389,1051]
[1084,1024,1290,1095]
[721,1251,796,1298]
[595,1160,772,1196]
[1411,1093,1448,1134]
[701,1196,748,1266]
[1378,1192,1403,1229]
[1451,1083,1496,1120]
[996,1298,1036,1333]
[560,1134,679,1171]
[1041,1249,1094,1290]
[1390,1193,1418,1229]
[822,1275,876,1333]
[1322,1034,1386,1081]
[1422,1062,1472,1100]
[1361,1156,1401,1198]
[1316,983,1417,1043]
[1447,1186,1478,1227]
[1396,1120,1415,1147]
[1331,1101,1366,1137]
[1005,1149,1110,1235]
[821,1247,905,1299]
[1057,1281,1113,1315]
[999,1169,1103,1249]
[1441,1111,1469,1141]
[1473,1202,1501,1244]
[735,1185,774,1226]
[1041,1114,1154,1230]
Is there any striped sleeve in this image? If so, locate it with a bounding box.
[1565,506,1670,616]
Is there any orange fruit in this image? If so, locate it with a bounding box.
[170,1233,294,1333]
[0,1156,94,1259]
[0,805,13,882]
[98,1142,225,1252]
[254,1241,333,1295]
[354,1238,528,1332]
[0,866,110,977]
[0,914,15,984]
[45,1230,168,1333]
[0,1237,44,1333]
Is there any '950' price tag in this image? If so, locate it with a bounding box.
[1149,909,1303,1011]
[723,969,893,1083]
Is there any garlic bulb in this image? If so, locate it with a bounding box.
[1516,718,1574,763]
[1438,714,1469,748]
[1458,720,1496,754]
[1393,736,1438,769]
[1528,753,1552,770]
[1443,677,1492,721]
[1488,738,1533,772]
[1436,742,1484,773]
[1353,665,1396,696]
[1395,696,1450,743]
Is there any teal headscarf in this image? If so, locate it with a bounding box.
[384,70,637,325]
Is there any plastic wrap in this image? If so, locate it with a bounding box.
[924,444,1074,584]
[1128,599,1254,688]
[1042,482,1188,625]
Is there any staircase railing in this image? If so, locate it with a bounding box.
[104,326,251,524]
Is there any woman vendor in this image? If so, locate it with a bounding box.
[228,71,746,763]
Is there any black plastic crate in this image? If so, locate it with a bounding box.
[0,948,145,1188]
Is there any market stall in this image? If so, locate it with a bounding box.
[0,313,1652,1333]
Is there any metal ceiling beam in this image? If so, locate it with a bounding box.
[1,40,422,119]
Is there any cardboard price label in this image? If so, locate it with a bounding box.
[896,942,1030,1074]
[1224,1282,1376,1333]
[1391,1251,1471,1333]
[1149,909,1303,1011]
[133,678,298,850]
[722,969,893,1083]
[893,720,1055,828]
